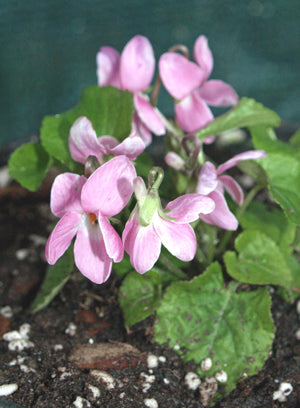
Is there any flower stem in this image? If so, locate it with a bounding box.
[150,74,162,107]
[159,253,187,280]
[206,225,216,266]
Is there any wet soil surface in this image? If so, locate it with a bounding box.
[0,178,299,408]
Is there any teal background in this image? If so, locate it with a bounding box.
[0,0,299,151]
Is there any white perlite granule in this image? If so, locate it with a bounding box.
[184,372,201,390]
[273,382,293,402]
[73,396,91,408]
[65,322,77,336]
[0,383,18,396]
[144,398,158,408]
[87,384,101,398]
[201,357,212,371]
[90,370,115,390]
[147,354,159,368]
[296,300,300,315]
[140,372,155,393]
[15,248,29,260]
[215,370,228,383]
[0,305,13,318]
[0,166,11,188]
[3,323,34,351]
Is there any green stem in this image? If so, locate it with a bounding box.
[195,247,206,264]
[159,112,184,144]
[236,183,263,219]
[217,184,263,254]
[206,226,216,266]
[159,253,187,280]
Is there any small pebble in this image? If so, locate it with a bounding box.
[163,378,170,385]
[0,383,18,396]
[173,344,180,350]
[199,377,218,406]
[144,398,158,408]
[20,364,36,373]
[295,328,300,340]
[54,344,64,351]
[215,370,228,383]
[158,356,166,363]
[60,372,72,380]
[201,357,212,371]
[147,354,159,368]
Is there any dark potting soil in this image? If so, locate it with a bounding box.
[0,178,299,408]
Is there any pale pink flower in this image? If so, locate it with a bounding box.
[97,35,165,145]
[45,156,136,284]
[68,116,145,164]
[196,150,266,230]
[123,177,215,273]
[159,35,239,133]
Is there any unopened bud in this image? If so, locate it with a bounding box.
[165,152,185,171]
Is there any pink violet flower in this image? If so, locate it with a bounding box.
[45,156,137,284]
[122,173,215,273]
[159,35,239,134]
[96,35,165,145]
[196,150,267,230]
[69,116,145,164]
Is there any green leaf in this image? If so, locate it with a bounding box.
[118,269,162,326]
[260,153,300,225]
[113,253,133,277]
[30,249,74,313]
[239,201,296,256]
[237,160,268,187]
[154,262,275,394]
[195,98,281,140]
[248,126,300,225]
[250,126,300,159]
[155,246,188,285]
[224,230,292,288]
[134,151,154,179]
[8,142,52,191]
[40,86,134,170]
[277,254,300,302]
[290,128,300,148]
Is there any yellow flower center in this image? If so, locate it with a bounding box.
[88,212,97,224]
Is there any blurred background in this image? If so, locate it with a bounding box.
[1,0,299,160]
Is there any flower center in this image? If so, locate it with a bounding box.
[88,212,97,224]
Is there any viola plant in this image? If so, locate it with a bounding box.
[8,33,300,405]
